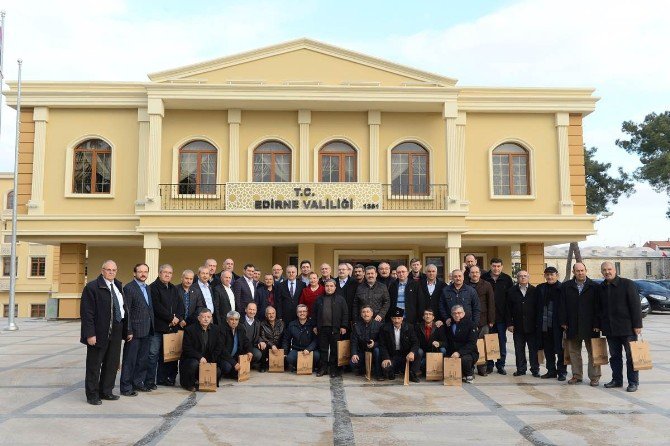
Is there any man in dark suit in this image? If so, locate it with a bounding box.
[379,307,420,382]
[232,263,258,313]
[282,304,320,371]
[179,308,223,391]
[255,273,276,321]
[148,264,184,387]
[535,266,566,381]
[120,263,153,396]
[506,270,539,377]
[241,302,263,369]
[204,258,221,288]
[350,305,383,379]
[445,304,479,383]
[276,265,305,324]
[219,310,252,379]
[389,265,421,323]
[482,257,514,375]
[213,270,236,318]
[415,308,447,372]
[418,264,446,325]
[314,280,349,377]
[191,266,222,325]
[177,269,199,326]
[272,264,285,287]
[596,261,643,392]
[80,260,130,405]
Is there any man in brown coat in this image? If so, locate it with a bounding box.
[469,266,495,376]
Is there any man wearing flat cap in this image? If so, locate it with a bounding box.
[536,267,567,381]
[378,307,420,382]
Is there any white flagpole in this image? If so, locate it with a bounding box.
[6,58,21,331]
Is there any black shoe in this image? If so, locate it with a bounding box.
[164,379,175,387]
[497,367,507,375]
[330,370,338,378]
[541,372,557,379]
[121,390,138,397]
[146,383,158,390]
[134,386,152,392]
[259,367,267,373]
[87,397,102,405]
[532,372,540,378]
[604,380,623,388]
[486,365,494,374]
[156,381,167,386]
[513,371,526,377]
[100,394,120,401]
[557,374,567,382]
[409,372,420,383]
[316,368,327,377]
[626,384,638,392]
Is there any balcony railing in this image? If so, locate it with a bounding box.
[159,183,448,211]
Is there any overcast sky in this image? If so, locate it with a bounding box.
[0,0,668,247]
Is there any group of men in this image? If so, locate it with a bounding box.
[80,255,644,405]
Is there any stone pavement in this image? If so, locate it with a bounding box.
[1,316,670,445]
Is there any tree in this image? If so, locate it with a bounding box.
[565,146,635,279]
[616,111,670,218]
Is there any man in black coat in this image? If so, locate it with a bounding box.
[191,266,223,325]
[350,305,383,378]
[120,263,153,396]
[379,307,420,382]
[560,262,601,386]
[440,269,480,326]
[482,257,514,375]
[205,258,221,289]
[506,270,540,377]
[148,264,184,387]
[314,280,349,377]
[418,264,446,325]
[232,264,259,313]
[276,265,306,324]
[282,304,320,371]
[219,310,252,379]
[415,308,447,372]
[80,260,130,405]
[179,308,223,390]
[388,265,421,323]
[376,262,394,288]
[176,269,199,326]
[444,304,479,383]
[595,261,643,392]
[336,263,357,326]
[213,270,237,318]
[535,267,567,381]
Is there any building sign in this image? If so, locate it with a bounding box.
[226,183,382,211]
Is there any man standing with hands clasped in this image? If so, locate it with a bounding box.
[80,260,131,405]
[595,261,643,392]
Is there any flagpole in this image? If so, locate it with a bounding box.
[5,58,21,331]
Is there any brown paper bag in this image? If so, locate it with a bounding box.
[238,354,250,382]
[365,351,372,381]
[163,331,184,362]
[563,337,571,365]
[591,337,609,366]
[537,349,545,365]
[403,359,410,386]
[484,333,500,360]
[630,338,653,371]
[199,363,217,392]
[443,357,462,386]
[426,353,444,381]
[269,348,285,372]
[476,339,486,365]
[337,340,351,366]
[297,351,314,375]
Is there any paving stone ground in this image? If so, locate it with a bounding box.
[1,315,670,445]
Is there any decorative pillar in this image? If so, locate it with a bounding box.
[556,112,574,215]
[520,242,545,285]
[57,243,86,318]
[27,107,48,215]
[455,111,468,210]
[146,98,164,211]
[228,109,241,182]
[443,101,461,210]
[136,108,149,207]
[445,232,462,275]
[144,233,161,277]
[298,110,311,182]
[368,110,381,183]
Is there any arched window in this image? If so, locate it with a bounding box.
[6,190,14,210]
[178,140,217,194]
[391,142,429,195]
[253,141,291,182]
[72,138,112,194]
[492,143,530,195]
[319,141,356,182]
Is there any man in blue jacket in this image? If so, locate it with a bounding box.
[282,304,320,371]
[440,269,480,326]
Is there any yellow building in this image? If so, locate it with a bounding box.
[4,39,597,318]
[0,173,58,318]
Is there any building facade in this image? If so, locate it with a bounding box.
[5,39,598,318]
[0,173,58,318]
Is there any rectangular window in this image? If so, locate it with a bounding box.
[646,262,652,276]
[615,262,621,276]
[31,304,46,318]
[30,257,46,277]
[2,256,18,277]
[3,304,18,318]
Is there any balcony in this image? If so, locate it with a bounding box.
[159,183,448,211]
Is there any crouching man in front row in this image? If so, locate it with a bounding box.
[379,307,420,382]
[283,304,320,372]
[445,304,479,383]
[350,305,382,379]
[180,308,222,391]
[219,311,252,379]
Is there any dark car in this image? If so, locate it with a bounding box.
[657,280,670,291]
[634,280,670,313]
[592,278,650,317]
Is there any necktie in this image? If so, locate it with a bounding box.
[290,282,294,297]
[109,283,122,322]
[184,290,190,316]
[142,284,150,306]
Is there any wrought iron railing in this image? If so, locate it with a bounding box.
[159,183,448,211]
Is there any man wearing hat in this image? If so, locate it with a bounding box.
[379,307,420,382]
[536,267,567,381]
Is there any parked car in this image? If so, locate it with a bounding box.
[634,280,670,313]
[591,278,649,317]
[657,280,670,291]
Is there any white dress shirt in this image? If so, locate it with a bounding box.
[223,285,235,311]
[394,326,401,350]
[245,277,256,298]
[105,279,125,319]
[198,280,214,313]
[427,281,436,294]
